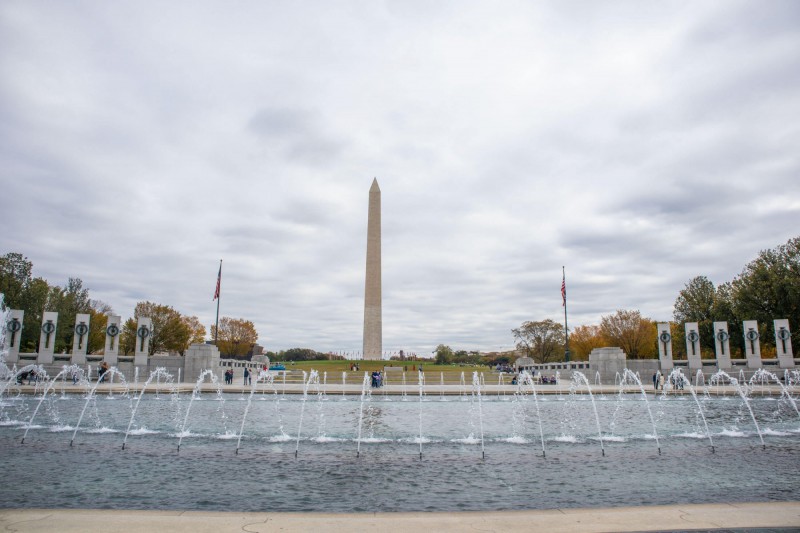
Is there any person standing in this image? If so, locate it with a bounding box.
[244,367,250,386]
[652,371,658,392]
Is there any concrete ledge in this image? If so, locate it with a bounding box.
[1,502,798,532]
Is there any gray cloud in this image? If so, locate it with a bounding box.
[1,1,798,356]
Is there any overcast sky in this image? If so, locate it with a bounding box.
[1,1,798,356]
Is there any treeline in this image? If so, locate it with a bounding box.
[514,235,799,363]
[432,345,485,365]
[1,253,258,358]
[268,348,346,361]
[513,312,657,363]
[668,235,799,359]
[0,253,107,353]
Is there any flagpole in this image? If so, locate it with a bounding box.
[563,265,570,362]
[214,259,222,345]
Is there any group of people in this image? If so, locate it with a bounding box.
[509,371,555,385]
[16,369,39,385]
[223,367,258,385]
[652,371,684,391]
[370,371,383,388]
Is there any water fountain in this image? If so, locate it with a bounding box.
[710,370,765,449]
[123,367,174,450]
[570,371,606,456]
[417,371,424,459]
[519,371,546,457]
[3,362,800,514]
[69,366,129,447]
[620,369,661,455]
[356,372,370,458]
[472,371,485,459]
[21,364,85,444]
[664,369,715,452]
[177,369,227,452]
[294,370,317,457]
[749,369,800,421]
[236,370,274,454]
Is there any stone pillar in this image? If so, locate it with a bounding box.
[656,323,673,371]
[774,319,794,369]
[713,321,732,370]
[134,317,152,368]
[685,322,701,371]
[70,313,90,365]
[743,320,761,369]
[362,178,382,360]
[184,343,221,383]
[658,322,675,373]
[38,311,58,364]
[4,310,24,363]
[103,315,122,365]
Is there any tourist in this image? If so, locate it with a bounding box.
[244,367,250,386]
[71,369,79,385]
[99,362,109,383]
[658,373,665,390]
[652,372,658,391]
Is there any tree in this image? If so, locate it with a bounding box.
[182,315,207,346]
[512,320,565,364]
[87,300,113,354]
[49,277,92,353]
[673,276,718,357]
[434,344,453,365]
[120,318,137,355]
[569,325,605,360]
[280,348,326,361]
[128,301,192,355]
[18,277,50,351]
[0,252,33,309]
[673,276,716,323]
[211,317,258,358]
[731,236,800,350]
[599,310,656,359]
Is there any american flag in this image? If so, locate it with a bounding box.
[213,263,221,301]
[561,271,566,307]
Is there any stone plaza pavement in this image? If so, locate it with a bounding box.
[1,502,798,532]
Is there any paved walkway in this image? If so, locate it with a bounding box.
[1,502,798,532]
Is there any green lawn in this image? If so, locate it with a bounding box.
[271,359,489,374]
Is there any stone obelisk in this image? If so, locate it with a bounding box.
[362,178,382,360]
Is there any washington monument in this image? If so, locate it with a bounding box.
[362,178,382,360]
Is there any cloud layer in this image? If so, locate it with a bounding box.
[2,1,799,355]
